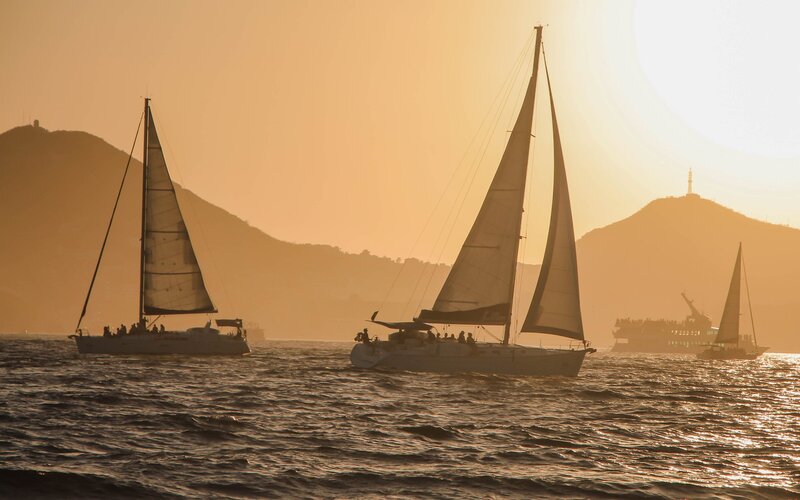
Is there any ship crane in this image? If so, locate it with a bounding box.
[681,292,711,322]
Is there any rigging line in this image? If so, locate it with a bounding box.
[156,111,236,317]
[412,46,535,319]
[411,35,537,317]
[742,250,758,347]
[384,30,536,316]
[399,32,536,318]
[506,37,537,133]
[431,34,535,256]
[147,315,162,329]
[75,112,144,333]
[406,58,520,320]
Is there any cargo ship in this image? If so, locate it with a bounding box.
[612,293,718,353]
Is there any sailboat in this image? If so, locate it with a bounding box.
[350,26,595,376]
[697,243,767,360]
[70,98,250,355]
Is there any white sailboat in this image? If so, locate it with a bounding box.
[351,26,595,376]
[71,98,250,355]
[697,243,767,360]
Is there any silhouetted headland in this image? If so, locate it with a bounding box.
[1,124,799,350]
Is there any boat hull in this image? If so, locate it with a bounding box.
[350,342,592,376]
[697,346,768,360]
[73,332,250,355]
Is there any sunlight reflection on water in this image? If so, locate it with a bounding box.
[0,339,799,498]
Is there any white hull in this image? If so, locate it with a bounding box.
[350,341,591,376]
[73,331,250,355]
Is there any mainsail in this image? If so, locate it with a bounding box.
[141,102,216,316]
[416,32,541,327]
[714,244,742,344]
[520,62,584,341]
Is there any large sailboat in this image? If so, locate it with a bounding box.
[350,26,595,376]
[697,243,767,360]
[71,98,250,355]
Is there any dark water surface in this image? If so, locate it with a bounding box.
[1,339,799,499]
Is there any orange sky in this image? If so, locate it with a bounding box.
[2,0,798,267]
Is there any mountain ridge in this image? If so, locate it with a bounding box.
[1,124,798,350]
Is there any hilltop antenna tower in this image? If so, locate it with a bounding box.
[687,168,693,195]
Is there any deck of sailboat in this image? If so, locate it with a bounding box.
[696,344,768,360]
[697,344,768,360]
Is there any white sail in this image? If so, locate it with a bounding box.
[521,64,584,341]
[417,61,539,326]
[142,109,216,315]
[714,244,742,344]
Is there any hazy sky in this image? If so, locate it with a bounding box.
[2,0,798,267]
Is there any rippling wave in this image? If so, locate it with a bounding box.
[1,338,799,498]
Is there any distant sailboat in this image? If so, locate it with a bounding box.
[70,98,250,355]
[350,26,595,376]
[697,243,767,360]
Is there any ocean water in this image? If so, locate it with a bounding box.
[1,339,799,499]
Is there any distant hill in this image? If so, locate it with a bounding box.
[0,124,452,339]
[577,194,800,352]
[1,124,798,351]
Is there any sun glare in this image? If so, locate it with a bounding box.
[634,0,800,157]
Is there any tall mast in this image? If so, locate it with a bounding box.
[139,98,150,325]
[503,25,543,345]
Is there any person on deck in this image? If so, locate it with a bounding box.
[458,331,466,344]
[120,324,127,336]
[355,328,370,343]
[466,332,476,344]
[159,324,166,334]
[103,326,111,337]
[151,325,158,335]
